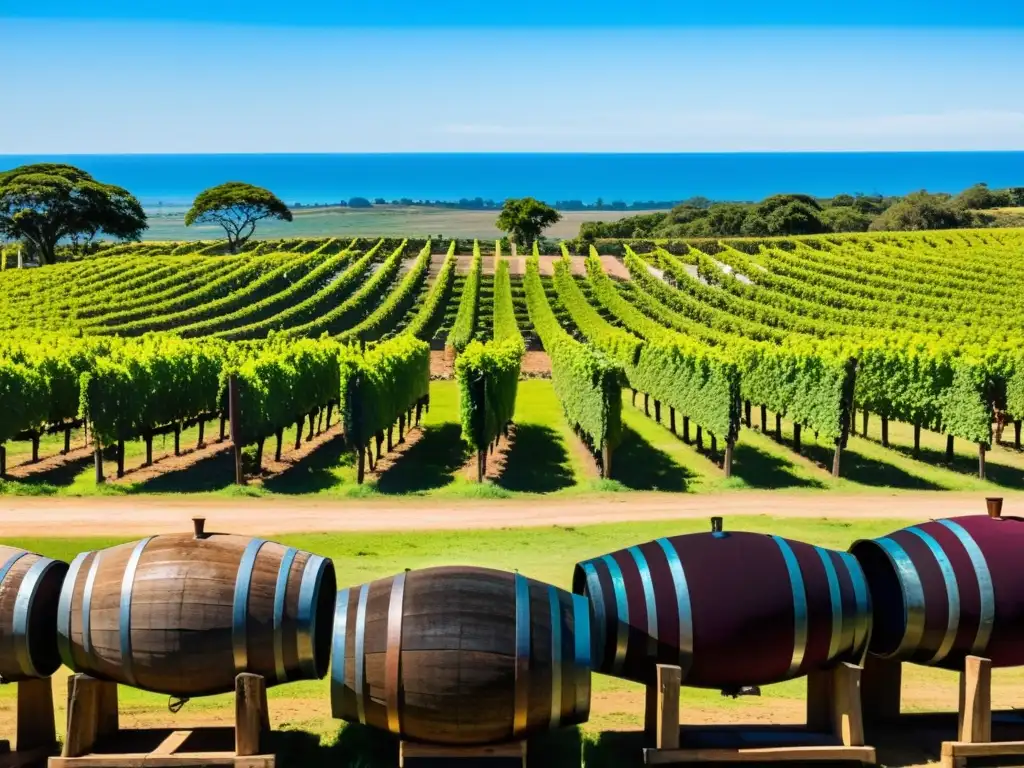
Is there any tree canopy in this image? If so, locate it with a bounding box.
[0,163,147,265]
[184,182,292,253]
[495,197,561,245]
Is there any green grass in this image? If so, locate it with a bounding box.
[5,379,1024,498]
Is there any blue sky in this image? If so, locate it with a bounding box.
[1,3,1023,153]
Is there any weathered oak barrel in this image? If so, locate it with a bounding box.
[56,528,336,696]
[574,529,872,688]
[331,566,591,745]
[851,514,1024,669]
[0,546,68,680]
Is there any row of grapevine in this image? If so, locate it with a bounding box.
[447,240,482,352]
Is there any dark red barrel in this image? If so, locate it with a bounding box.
[573,530,872,688]
[851,515,1024,669]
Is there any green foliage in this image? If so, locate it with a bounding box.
[870,191,974,231]
[523,248,622,451]
[496,197,561,246]
[448,240,482,352]
[185,182,293,253]
[340,335,430,451]
[0,163,146,264]
[940,357,993,446]
[0,360,47,443]
[404,241,457,341]
[821,206,873,233]
[454,256,525,453]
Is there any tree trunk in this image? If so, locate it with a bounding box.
[116,440,125,479]
[376,431,385,461]
[317,409,324,435]
[631,390,637,406]
[308,413,315,441]
[710,433,718,457]
[325,403,333,430]
[832,441,842,478]
[63,426,72,455]
[654,400,661,423]
[881,417,889,448]
[399,413,406,443]
[220,414,227,442]
[601,442,612,479]
[862,409,869,438]
[295,420,303,450]
[174,425,181,457]
[644,393,650,416]
[477,450,485,482]
[744,400,751,427]
[979,443,987,480]
[760,405,767,432]
[31,434,40,463]
[0,445,6,477]
[683,417,690,444]
[1016,420,1022,450]
[851,405,857,436]
[145,435,153,467]
[198,420,205,448]
[723,439,734,477]
[776,413,782,440]
[94,447,104,484]
[387,426,394,452]
[357,447,366,484]
[913,424,921,458]
[946,434,954,462]
[255,438,265,472]
[669,407,676,434]
[793,424,802,453]
[696,426,703,452]
[275,429,283,462]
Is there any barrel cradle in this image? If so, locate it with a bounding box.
[0,545,68,681]
[574,531,872,689]
[851,514,1024,669]
[331,566,591,746]
[55,532,336,696]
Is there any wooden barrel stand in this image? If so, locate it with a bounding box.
[862,655,1024,768]
[399,741,526,767]
[643,663,875,765]
[49,673,274,767]
[0,678,57,768]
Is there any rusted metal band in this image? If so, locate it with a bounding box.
[600,554,630,676]
[13,558,62,678]
[655,538,693,677]
[906,526,960,663]
[81,551,102,659]
[937,519,994,656]
[772,536,808,678]
[58,551,91,670]
[838,552,872,661]
[297,554,328,679]
[548,586,563,729]
[816,548,844,661]
[571,593,592,719]
[354,583,370,725]
[873,537,926,658]
[273,547,299,683]
[513,572,531,737]
[385,572,406,735]
[120,537,153,689]
[329,588,350,719]
[233,538,268,673]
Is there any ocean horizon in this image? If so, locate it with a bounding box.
[2,152,1023,208]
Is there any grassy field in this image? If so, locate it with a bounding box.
[4,379,1024,498]
[0,515,1015,768]
[138,206,647,241]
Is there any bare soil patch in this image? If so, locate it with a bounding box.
[430,349,455,380]
[4,443,93,479]
[251,422,345,483]
[521,350,552,377]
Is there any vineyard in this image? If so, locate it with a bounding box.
[2,229,1024,493]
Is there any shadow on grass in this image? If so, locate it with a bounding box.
[730,443,825,489]
[131,451,238,494]
[883,440,1024,490]
[5,454,93,489]
[376,423,468,494]
[582,730,644,768]
[612,427,694,491]
[498,424,574,493]
[264,433,353,494]
[803,442,943,490]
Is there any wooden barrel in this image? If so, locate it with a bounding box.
[330,566,591,745]
[573,530,872,688]
[56,532,336,696]
[851,514,1024,669]
[0,545,68,680]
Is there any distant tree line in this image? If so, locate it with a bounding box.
[291,197,697,212]
[576,184,1024,240]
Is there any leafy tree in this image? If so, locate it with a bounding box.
[0,163,146,265]
[348,197,373,208]
[1007,187,1024,206]
[496,197,561,246]
[830,194,856,208]
[701,203,751,236]
[955,183,1001,210]
[184,182,292,253]
[821,206,873,233]
[870,191,973,231]
[763,201,828,235]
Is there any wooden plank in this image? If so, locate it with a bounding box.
[150,731,192,756]
[48,754,274,767]
[655,665,682,751]
[832,663,865,747]
[0,745,53,768]
[62,676,102,758]
[234,674,267,758]
[958,656,992,743]
[16,678,56,752]
[645,745,876,764]
[400,740,525,767]
[806,669,832,732]
[944,740,1024,758]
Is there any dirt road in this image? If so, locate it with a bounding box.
[0,490,1011,537]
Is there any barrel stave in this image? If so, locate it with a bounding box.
[0,545,68,680]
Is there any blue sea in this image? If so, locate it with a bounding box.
[2,153,1023,208]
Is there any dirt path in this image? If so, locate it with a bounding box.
[0,491,1011,538]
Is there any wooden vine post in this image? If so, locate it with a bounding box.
[228,374,244,486]
[723,439,734,478]
[602,441,612,479]
[1016,420,1022,450]
[881,416,889,447]
[979,443,986,480]
[833,440,842,478]
[946,434,955,462]
[760,404,767,432]
[793,423,802,452]
[913,424,921,458]
[0,677,57,767]
[0,444,5,478]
